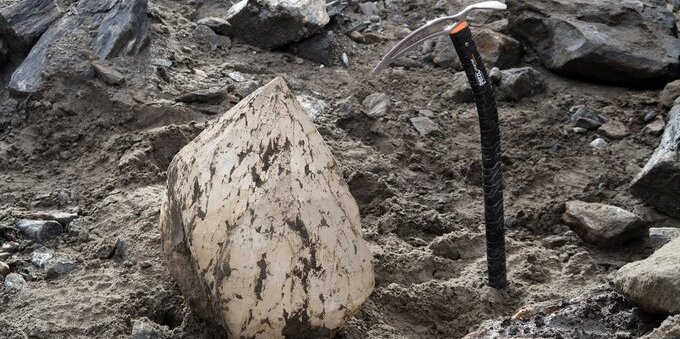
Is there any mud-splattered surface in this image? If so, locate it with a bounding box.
[0,0,678,338]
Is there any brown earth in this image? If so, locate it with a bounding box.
[0,0,678,338]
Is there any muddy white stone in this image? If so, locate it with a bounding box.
[160,77,374,338]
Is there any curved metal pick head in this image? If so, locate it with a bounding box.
[371,1,507,74]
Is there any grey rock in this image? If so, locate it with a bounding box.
[496,67,546,101]
[9,0,149,94]
[660,80,680,107]
[642,117,666,136]
[221,0,330,49]
[358,2,379,17]
[151,58,172,68]
[631,105,680,218]
[0,0,62,47]
[296,95,327,121]
[362,92,390,117]
[648,227,680,250]
[562,200,647,248]
[432,35,460,69]
[195,24,229,51]
[176,88,227,104]
[0,261,9,276]
[571,107,604,130]
[197,17,231,35]
[15,219,63,243]
[92,62,126,85]
[410,116,440,136]
[442,72,474,103]
[615,237,680,314]
[643,110,659,123]
[289,30,339,66]
[131,317,170,339]
[509,0,680,86]
[4,273,26,290]
[45,260,77,279]
[233,80,259,98]
[1,242,19,253]
[325,0,350,17]
[589,137,608,149]
[429,236,460,260]
[31,248,54,268]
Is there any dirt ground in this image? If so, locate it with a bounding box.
[1,0,678,338]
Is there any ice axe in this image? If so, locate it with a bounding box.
[372,1,508,289]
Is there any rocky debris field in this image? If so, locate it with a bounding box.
[1,0,680,338]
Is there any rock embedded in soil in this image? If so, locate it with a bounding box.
[495,67,546,101]
[642,117,666,136]
[465,284,659,338]
[31,248,54,268]
[660,80,680,107]
[428,236,460,260]
[289,30,340,66]
[571,107,604,130]
[4,273,26,290]
[598,121,629,139]
[0,0,62,47]
[509,0,680,86]
[362,92,390,118]
[131,317,170,339]
[442,71,473,103]
[15,219,63,243]
[0,261,9,276]
[91,62,126,85]
[615,237,680,314]
[590,137,608,149]
[410,116,440,136]
[45,260,76,279]
[221,0,330,49]
[641,314,680,339]
[631,104,680,218]
[160,77,374,338]
[197,17,231,35]
[562,200,647,248]
[296,95,327,121]
[175,88,227,104]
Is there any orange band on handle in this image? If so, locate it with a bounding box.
[449,20,469,35]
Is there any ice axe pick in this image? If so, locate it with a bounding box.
[372,1,508,289]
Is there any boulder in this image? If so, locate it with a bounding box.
[631,104,680,218]
[562,200,647,248]
[8,0,149,94]
[221,0,329,49]
[0,0,62,47]
[615,237,680,314]
[160,77,374,338]
[432,29,522,70]
[660,80,680,107]
[509,0,680,86]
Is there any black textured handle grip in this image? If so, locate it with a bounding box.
[449,22,507,289]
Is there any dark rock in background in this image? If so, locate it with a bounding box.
[290,30,340,66]
[0,0,62,47]
[509,0,680,87]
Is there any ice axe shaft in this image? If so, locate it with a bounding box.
[371,1,508,289]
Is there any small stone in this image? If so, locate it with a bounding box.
[151,58,172,68]
[571,108,605,130]
[615,237,680,314]
[362,92,390,117]
[234,80,259,98]
[489,67,501,83]
[642,117,665,136]
[598,121,630,139]
[176,88,227,104]
[418,109,434,118]
[31,248,54,268]
[359,2,379,17]
[362,32,386,44]
[289,30,339,66]
[496,67,546,101]
[0,253,11,261]
[296,95,327,121]
[369,15,380,23]
[341,52,349,67]
[15,219,63,243]
[562,200,647,248]
[429,236,460,260]
[45,260,77,279]
[643,110,658,123]
[590,138,608,149]
[4,273,26,290]
[410,116,440,136]
[197,17,231,35]
[442,71,473,103]
[91,62,125,85]
[131,317,170,339]
[348,31,364,43]
[1,242,19,253]
[573,127,588,134]
[0,261,9,276]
